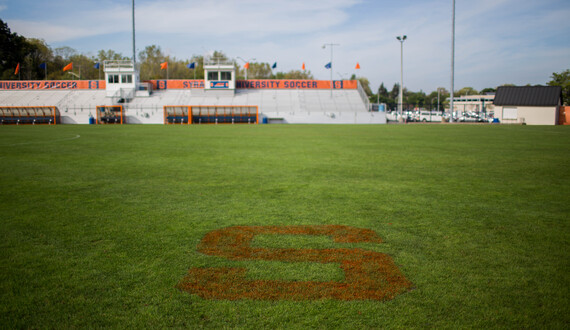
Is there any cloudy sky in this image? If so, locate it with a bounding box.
[2,0,569,93]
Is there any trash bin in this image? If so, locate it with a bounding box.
[262,117,268,124]
[89,117,95,124]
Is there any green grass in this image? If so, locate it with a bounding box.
[0,124,569,328]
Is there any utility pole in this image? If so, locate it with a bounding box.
[450,0,455,122]
[323,43,339,98]
[396,35,407,119]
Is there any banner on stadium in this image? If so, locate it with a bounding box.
[1,79,357,91]
[0,80,105,90]
[150,80,358,90]
[237,80,358,89]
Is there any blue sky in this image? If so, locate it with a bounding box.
[2,0,569,93]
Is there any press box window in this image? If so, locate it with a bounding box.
[108,75,119,84]
[220,71,232,80]
[121,75,133,84]
[207,72,219,81]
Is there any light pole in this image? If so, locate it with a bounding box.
[437,87,442,112]
[396,35,407,119]
[450,0,455,122]
[237,57,256,80]
[323,43,339,98]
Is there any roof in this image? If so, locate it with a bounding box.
[493,86,562,106]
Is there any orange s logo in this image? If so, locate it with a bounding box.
[177,225,412,300]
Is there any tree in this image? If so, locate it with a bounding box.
[547,69,570,105]
[240,62,273,79]
[0,19,28,79]
[96,50,127,62]
[377,83,389,98]
[138,45,166,80]
[273,70,314,79]
[456,87,478,96]
[479,87,496,95]
[389,83,400,100]
[23,38,52,80]
[350,76,372,96]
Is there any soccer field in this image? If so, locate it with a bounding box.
[1,124,568,328]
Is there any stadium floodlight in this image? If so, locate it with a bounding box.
[396,35,406,119]
[322,43,339,98]
[450,0,455,122]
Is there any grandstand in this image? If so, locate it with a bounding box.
[0,61,385,125]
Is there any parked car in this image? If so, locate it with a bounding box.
[458,112,486,122]
[419,111,443,122]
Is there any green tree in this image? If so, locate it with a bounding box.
[138,45,166,80]
[273,70,314,79]
[377,83,389,98]
[407,90,426,109]
[0,19,29,79]
[349,75,372,96]
[96,50,128,62]
[389,83,400,100]
[479,87,496,95]
[427,88,449,111]
[456,87,478,96]
[547,69,570,105]
[240,62,273,79]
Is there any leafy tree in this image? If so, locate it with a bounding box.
[407,90,426,109]
[0,19,28,79]
[96,50,128,62]
[23,39,52,80]
[547,69,570,105]
[377,83,389,98]
[427,88,449,111]
[239,62,273,79]
[389,83,400,100]
[349,75,372,96]
[138,45,166,80]
[273,70,314,79]
[479,87,496,95]
[456,87,478,96]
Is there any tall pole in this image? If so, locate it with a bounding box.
[450,0,455,122]
[132,0,136,64]
[437,88,440,112]
[330,44,333,98]
[396,35,407,118]
[323,43,339,98]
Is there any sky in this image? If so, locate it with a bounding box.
[2,0,569,93]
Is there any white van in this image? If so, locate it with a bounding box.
[419,111,443,122]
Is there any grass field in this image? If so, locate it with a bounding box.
[1,124,569,328]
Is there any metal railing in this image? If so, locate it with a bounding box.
[356,80,370,111]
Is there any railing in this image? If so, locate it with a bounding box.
[356,80,370,111]
[104,60,135,70]
[204,56,235,66]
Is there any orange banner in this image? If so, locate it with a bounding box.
[0,80,105,90]
[237,80,358,89]
[150,79,358,90]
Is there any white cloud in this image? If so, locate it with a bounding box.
[4,0,569,92]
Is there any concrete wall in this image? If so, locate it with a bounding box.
[262,111,386,124]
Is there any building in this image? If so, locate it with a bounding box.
[493,86,563,125]
[451,94,495,115]
[0,60,381,125]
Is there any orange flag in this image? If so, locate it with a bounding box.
[244,62,250,69]
[302,62,306,70]
[161,62,168,70]
[63,62,73,71]
[355,62,361,69]
[14,63,20,75]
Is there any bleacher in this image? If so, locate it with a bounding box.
[1,79,385,124]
